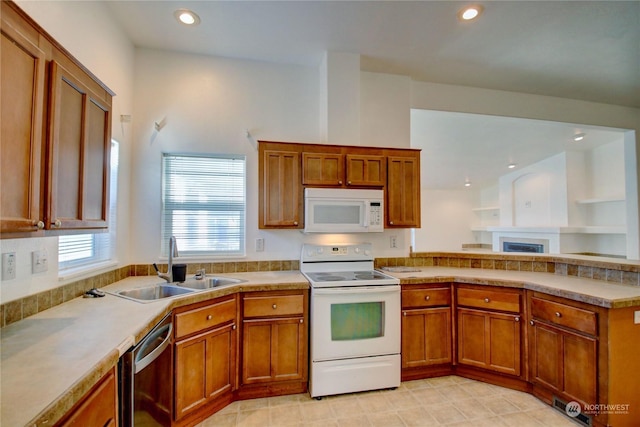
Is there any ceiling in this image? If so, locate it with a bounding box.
[105,1,636,189]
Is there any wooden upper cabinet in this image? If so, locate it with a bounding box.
[46,60,111,230]
[302,152,344,186]
[259,143,302,228]
[386,153,421,228]
[1,1,114,236]
[0,3,46,234]
[345,154,386,187]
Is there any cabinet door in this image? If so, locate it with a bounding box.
[259,149,302,228]
[175,323,237,420]
[302,152,344,186]
[242,317,306,384]
[0,10,45,234]
[402,307,452,368]
[386,155,420,227]
[530,320,596,406]
[57,368,117,427]
[457,308,521,376]
[47,60,110,230]
[345,154,385,187]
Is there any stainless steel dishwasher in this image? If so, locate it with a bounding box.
[119,313,173,427]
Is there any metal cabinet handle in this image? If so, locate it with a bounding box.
[347,181,352,185]
[53,219,62,228]
[293,221,298,226]
[389,221,394,225]
[555,312,562,318]
[338,180,343,185]
[272,304,277,309]
[232,324,237,330]
[515,316,520,322]
[403,311,407,316]
[34,220,45,229]
[425,295,430,301]
[299,318,303,323]
[484,298,490,303]
[530,320,535,326]
[206,315,212,320]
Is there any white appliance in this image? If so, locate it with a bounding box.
[304,188,384,233]
[301,243,401,399]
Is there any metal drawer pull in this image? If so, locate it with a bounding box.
[272,304,277,309]
[299,319,303,323]
[232,324,237,330]
[206,315,212,320]
[515,316,520,322]
[425,295,430,301]
[530,320,535,326]
[484,298,490,303]
[555,312,562,318]
[403,312,407,316]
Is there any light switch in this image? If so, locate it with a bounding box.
[635,310,640,325]
[255,238,265,252]
[32,249,48,274]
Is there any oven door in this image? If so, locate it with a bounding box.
[311,285,400,361]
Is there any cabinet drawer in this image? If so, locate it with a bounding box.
[175,297,236,339]
[530,297,597,336]
[402,288,450,308]
[457,287,521,313]
[243,294,304,318]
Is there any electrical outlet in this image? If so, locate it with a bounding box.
[32,249,48,274]
[635,310,640,325]
[255,238,265,252]
[2,252,16,280]
[390,236,398,249]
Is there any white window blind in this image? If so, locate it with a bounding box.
[161,153,246,257]
[59,141,119,271]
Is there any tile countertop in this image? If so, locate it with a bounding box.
[384,266,640,308]
[1,271,309,427]
[3,267,640,426]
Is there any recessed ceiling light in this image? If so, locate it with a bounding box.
[573,133,586,142]
[458,5,484,21]
[464,180,472,187]
[174,9,201,26]
[508,163,517,169]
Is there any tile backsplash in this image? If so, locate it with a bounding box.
[2,253,639,328]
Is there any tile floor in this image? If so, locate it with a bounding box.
[196,375,582,426]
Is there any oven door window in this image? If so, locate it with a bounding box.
[331,302,384,340]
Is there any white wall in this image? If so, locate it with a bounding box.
[0,1,135,303]
[413,190,476,251]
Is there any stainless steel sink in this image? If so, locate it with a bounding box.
[179,276,246,290]
[112,283,195,303]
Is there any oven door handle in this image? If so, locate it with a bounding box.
[312,285,399,295]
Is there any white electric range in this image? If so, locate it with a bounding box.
[301,243,401,398]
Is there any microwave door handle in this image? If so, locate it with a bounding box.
[363,203,370,228]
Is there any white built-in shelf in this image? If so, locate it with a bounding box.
[471,206,499,212]
[575,196,625,204]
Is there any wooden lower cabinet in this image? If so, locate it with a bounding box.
[529,319,597,405]
[239,290,308,399]
[56,367,117,427]
[401,284,452,380]
[174,323,236,420]
[457,307,522,377]
[173,296,237,425]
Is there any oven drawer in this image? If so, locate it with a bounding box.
[402,287,450,308]
[175,297,236,339]
[243,294,304,318]
[530,297,597,336]
[457,287,521,313]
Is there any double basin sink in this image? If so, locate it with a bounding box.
[111,276,245,303]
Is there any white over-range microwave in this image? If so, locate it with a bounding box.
[304,188,384,233]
